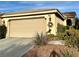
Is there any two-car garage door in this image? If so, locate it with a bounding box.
[9,18,47,38]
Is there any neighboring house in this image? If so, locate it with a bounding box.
[63,12,76,27]
[0,9,72,38]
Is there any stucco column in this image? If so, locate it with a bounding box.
[51,14,57,35]
[63,19,67,26]
[71,18,75,26]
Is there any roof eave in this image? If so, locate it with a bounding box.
[1,9,66,20]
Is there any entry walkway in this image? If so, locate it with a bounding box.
[0,38,34,57]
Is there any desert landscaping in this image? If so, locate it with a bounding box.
[22,27,79,57]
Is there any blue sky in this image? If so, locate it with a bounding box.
[0,1,79,17]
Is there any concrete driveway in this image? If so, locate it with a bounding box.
[0,37,35,57]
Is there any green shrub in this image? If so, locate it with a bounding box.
[57,28,79,49]
[60,50,74,57]
[0,25,7,39]
[64,28,79,48]
[47,34,54,40]
[57,32,65,40]
[35,33,48,46]
[47,34,58,40]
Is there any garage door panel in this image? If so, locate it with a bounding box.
[9,18,46,37]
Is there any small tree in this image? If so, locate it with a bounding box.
[0,25,7,39]
[74,17,79,29]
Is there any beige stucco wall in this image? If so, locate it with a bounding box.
[56,15,65,26]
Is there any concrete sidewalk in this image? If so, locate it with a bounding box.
[0,38,34,57]
[48,40,65,45]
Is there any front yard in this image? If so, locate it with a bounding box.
[22,28,79,57]
[22,44,79,57]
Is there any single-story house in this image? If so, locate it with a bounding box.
[1,9,67,38]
